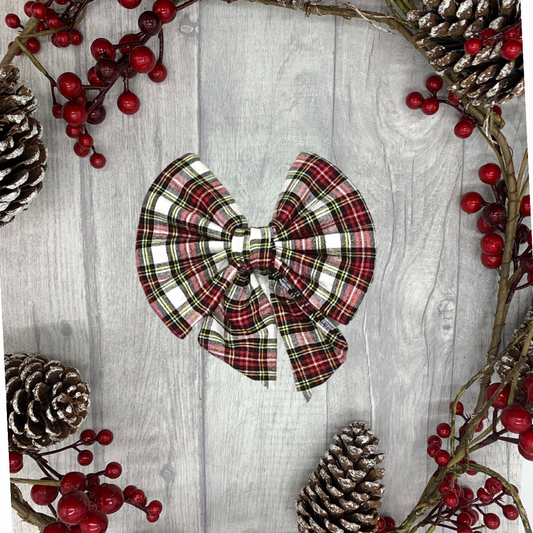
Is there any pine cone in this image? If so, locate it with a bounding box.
[408,0,523,106]
[296,421,384,533]
[5,353,90,453]
[495,307,533,406]
[0,63,47,228]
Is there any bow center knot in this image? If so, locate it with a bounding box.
[229,227,276,274]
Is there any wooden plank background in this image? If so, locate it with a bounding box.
[1,1,529,532]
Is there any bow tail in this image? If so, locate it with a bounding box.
[270,276,347,400]
[198,272,278,384]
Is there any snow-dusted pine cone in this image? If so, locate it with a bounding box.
[0,63,47,228]
[495,307,533,406]
[296,421,384,533]
[408,0,523,106]
[5,353,90,453]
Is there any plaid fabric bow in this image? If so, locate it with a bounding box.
[136,153,375,399]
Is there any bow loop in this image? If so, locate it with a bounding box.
[137,153,375,398]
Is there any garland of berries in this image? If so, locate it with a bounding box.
[9,428,163,533]
[2,0,197,169]
[1,2,531,533]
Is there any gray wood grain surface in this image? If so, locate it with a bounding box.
[1,1,530,532]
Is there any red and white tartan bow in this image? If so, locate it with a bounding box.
[136,153,375,398]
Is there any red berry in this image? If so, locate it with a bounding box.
[485,477,503,494]
[79,509,108,533]
[460,192,485,214]
[77,134,94,149]
[480,28,496,40]
[96,58,119,83]
[434,449,450,466]
[481,252,502,269]
[147,514,159,522]
[91,38,116,61]
[5,14,21,29]
[457,525,472,533]
[426,75,443,93]
[465,509,479,524]
[131,488,147,505]
[443,491,459,507]
[87,67,107,88]
[153,0,177,23]
[148,62,168,83]
[464,37,482,55]
[501,404,532,433]
[71,29,83,46]
[24,1,35,17]
[118,0,142,8]
[117,90,141,115]
[9,451,23,473]
[502,39,522,60]
[493,105,502,116]
[36,22,46,33]
[519,445,533,461]
[480,233,504,255]
[519,427,533,454]
[66,124,83,138]
[477,487,492,502]
[377,517,386,532]
[77,450,94,466]
[384,517,395,530]
[438,480,453,494]
[52,104,63,119]
[130,45,156,73]
[52,30,71,48]
[476,216,494,234]
[80,429,97,443]
[427,443,440,457]
[58,72,83,98]
[526,376,533,392]
[448,91,460,105]
[93,484,124,514]
[484,513,501,530]
[478,163,501,184]
[118,33,140,54]
[45,12,61,29]
[516,224,529,244]
[42,524,70,533]
[486,382,510,409]
[31,3,48,20]
[462,487,474,501]
[57,491,91,525]
[148,500,163,515]
[63,101,88,126]
[436,422,451,438]
[449,401,464,415]
[96,429,114,445]
[87,105,107,125]
[482,203,506,226]
[123,485,137,498]
[503,504,519,520]
[454,121,474,139]
[31,482,59,505]
[90,153,106,169]
[87,474,100,487]
[421,97,439,115]
[427,435,442,447]
[60,472,87,494]
[138,11,162,36]
[520,195,530,217]
[406,91,424,110]
[105,462,122,479]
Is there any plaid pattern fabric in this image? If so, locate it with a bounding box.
[136,153,375,399]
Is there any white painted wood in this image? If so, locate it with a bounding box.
[1,1,529,532]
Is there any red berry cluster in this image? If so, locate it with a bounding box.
[405,76,500,139]
[486,378,533,461]
[463,22,522,61]
[421,473,520,533]
[459,162,531,281]
[5,0,89,57]
[376,515,396,533]
[9,428,163,532]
